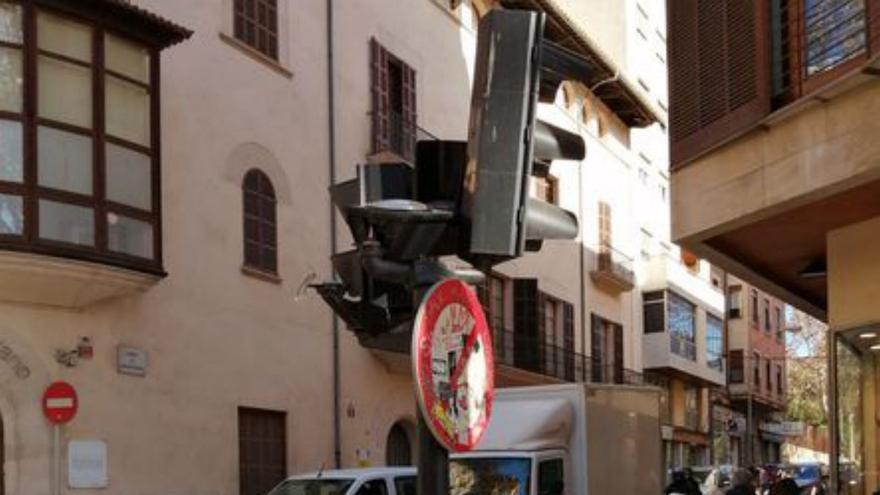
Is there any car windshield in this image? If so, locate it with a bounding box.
[267,478,356,495]
[793,465,820,480]
[450,457,532,495]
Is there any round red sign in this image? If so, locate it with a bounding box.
[42,381,78,425]
[412,278,494,452]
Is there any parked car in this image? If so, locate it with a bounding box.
[786,462,828,495]
[267,467,417,495]
[689,465,733,494]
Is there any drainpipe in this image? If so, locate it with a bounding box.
[326,0,342,469]
[578,106,587,372]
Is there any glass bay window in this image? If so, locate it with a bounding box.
[0,1,162,270]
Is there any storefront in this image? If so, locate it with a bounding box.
[830,327,879,495]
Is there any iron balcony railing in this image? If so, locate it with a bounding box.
[670,333,697,361]
[376,111,437,162]
[492,329,644,386]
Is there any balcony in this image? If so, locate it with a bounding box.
[643,331,725,387]
[368,112,436,165]
[362,327,645,388]
[589,245,635,292]
[642,254,725,315]
[491,329,644,386]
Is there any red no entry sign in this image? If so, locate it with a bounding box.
[42,381,78,425]
[412,279,494,452]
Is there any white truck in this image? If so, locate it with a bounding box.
[449,383,663,495]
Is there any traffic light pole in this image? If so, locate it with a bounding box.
[413,281,450,495]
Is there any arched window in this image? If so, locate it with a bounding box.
[386,421,412,466]
[242,169,277,275]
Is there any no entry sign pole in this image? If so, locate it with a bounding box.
[43,381,78,495]
[53,423,60,495]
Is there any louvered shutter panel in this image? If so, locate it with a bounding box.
[401,64,417,161]
[370,39,390,153]
[513,279,539,372]
[590,314,603,382]
[536,292,547,374]
[870,0,880,54]
[729,349,744,383]
[667,0,770,167]
[562,303,575,381]
[613,324,624,384]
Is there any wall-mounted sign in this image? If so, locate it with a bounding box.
[68,440,108,488]
[412,279,494,452]
[116,346,147,376]
[781,421,805,436]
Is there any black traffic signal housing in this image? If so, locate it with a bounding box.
[316,8,593,339]
[462,9,587,266]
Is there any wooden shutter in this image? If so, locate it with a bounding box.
[667,0,770,167]
[590,314,603,382]
[598,201,611,248]
[729,349,744,383]
[401,63,417,161]
[370,38,390,154]
[613,324,624,384]
[563,303,575,381]
[871,0,880,55]
[513,279,543,373]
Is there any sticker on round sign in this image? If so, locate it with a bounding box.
[412,278,495,452]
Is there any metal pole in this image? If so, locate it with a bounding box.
[417,409,449,495]
[53,424,60,495]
